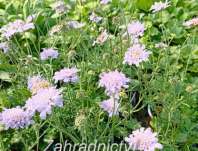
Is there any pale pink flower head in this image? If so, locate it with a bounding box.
[127,21,145,37]
[51,1,70,15]
[53,67,79,83]
[25,87,63,119]
[183,17,198,27]
[40,48,59,60]
[125,127,163,151]
[100,97,119,117]
[89,12,103,23]
[150,1,170,13]
[99,70,130,98]
[26,14,37,23]
[0,19,34,39]
[0,106,33,130]
[123,44,151,66]
[67,21,85,29]
[100,0,110,5]
[93,30,108,46]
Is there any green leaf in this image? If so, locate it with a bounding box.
[136,0,153,11]
[0,64,17,73]
[176,133,188,143]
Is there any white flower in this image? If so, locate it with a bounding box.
[125,127,163,151]
[150,1,170,13]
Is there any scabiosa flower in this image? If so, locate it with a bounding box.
[127,21,145,37]
[89,12,103,23]
[123,44,151,66]
[93,30,108,46]
[51,1,70,15]
[99,70,130,98]
[100,97,119,117]
[125,127,163,151]
[67,21,85,29]
[25,87,63,119]
[100,0,110,4]
[28,76,51,95]
[40,48,59,60]
[150,0,170,13]
[0,42,9,53]
[0,106,33,130]
[26,14,37,23]
[183,17,198,27]
[0,19,34,39]
[53,67,79,83]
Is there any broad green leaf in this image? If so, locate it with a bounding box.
[136,0,153,11]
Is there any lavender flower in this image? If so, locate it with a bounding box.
[53,67,79,83]
[0,106,33,130]
[0,19,34,39]
[99,70,130,98]
[51,1,70,15]
[0,42,9,53]
[25,87,63,119]
[67,21,85,29]
[100,97,119,117]
[100,0,110,4]
[28,76,51,94]
[150,1,170,13]
[89,12,103,23]
[125,127,163,151]
[26,14,37,23]
[127,21,145,37]
[40,48,59,60]
[123,44,151,66]
[183,17,198,27]
[93,30,108,46]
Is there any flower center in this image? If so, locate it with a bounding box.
[131,50,141,59]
